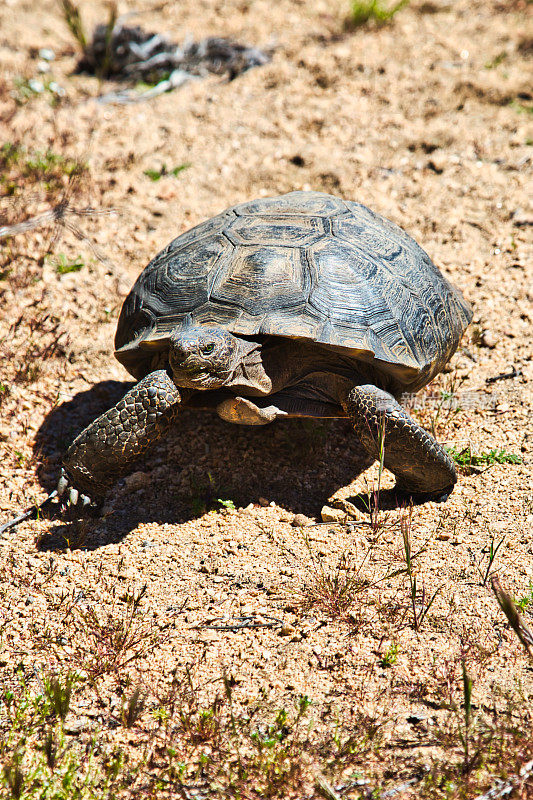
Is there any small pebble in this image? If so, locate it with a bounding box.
[321,505,345,523]
[63,718,87,735]
[28,78,44,93]
[292,513,313,527]
[38,48,55,61]
[481,331,498,348]
[279,623,296,636]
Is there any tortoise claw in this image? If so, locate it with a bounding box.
[56,469,97,516]
[57,470,69,496]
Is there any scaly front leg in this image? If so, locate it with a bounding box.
[59,370,186,506]
[342,384,457,499]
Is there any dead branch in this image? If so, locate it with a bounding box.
[0,202,113,240]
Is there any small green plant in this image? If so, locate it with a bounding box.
[120,685,146,728]
[485,51,507,69]
[348,0,409,27]
[0,674,131,799]
[143,163,191,181]
[447,446,522,469]
[42,671,78,721]
[97,2,118,79]
[379,642,398,667]
[475,533,506,586]
[52,253,85,274]
[0,144,86,192]
[517,583,533,611]
[13,450,26,467]
[510,99,533,116]
[217,498,236,511]
[189,472,235,516]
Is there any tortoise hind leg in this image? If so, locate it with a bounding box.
[342,384,456,498]
[60,370,186,503]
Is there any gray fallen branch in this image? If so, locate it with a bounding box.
[76,16,272,103]
[197,614,283,631]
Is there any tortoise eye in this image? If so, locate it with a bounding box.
[202,343,215,354]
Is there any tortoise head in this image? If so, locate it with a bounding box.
[168,325,241,389]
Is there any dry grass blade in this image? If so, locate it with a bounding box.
[491,574,533,655]
[0,201,111,240]
[316,775,342,800]
[60,0,87,49]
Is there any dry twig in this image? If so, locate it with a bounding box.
[491,573,533,655]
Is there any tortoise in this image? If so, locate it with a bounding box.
[58,190,472,508]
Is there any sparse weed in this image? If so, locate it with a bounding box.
[474,533,506,586]
[0,144,85,191]
[423,371,466,439]
[485,51,508,69]
[447,445,522,469]
[510,98,533,115]
[298,539,368,619]
[143,163,191,181]
[120,685,146,729]
[71,584,168,679]
[517,583,533,611]
[31,581,171,680]
[151,669,313,796]
[217,497,236,510]
[491,574,533,655]
[348,0,409,27]
[379,641,399,667]
[330,709,389,765]
[51,253,85,274]
[42,670,78,720]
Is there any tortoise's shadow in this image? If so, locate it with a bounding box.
[34,379,379,551]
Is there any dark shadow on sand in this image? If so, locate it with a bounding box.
[33,379,375,551]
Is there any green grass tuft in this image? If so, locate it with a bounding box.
[143,163,191,181]
[447,446,522,468]
[52,254,85,275]
[348,0,409,27]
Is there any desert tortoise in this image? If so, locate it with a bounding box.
[59,190,472,506]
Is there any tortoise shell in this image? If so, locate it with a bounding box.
[115,191,472,390]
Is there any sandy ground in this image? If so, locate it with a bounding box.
[0,0,532,796]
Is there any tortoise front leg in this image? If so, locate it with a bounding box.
[60,370,185,503]
[342,384,457,498]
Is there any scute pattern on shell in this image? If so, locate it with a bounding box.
[115,191,472,385]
